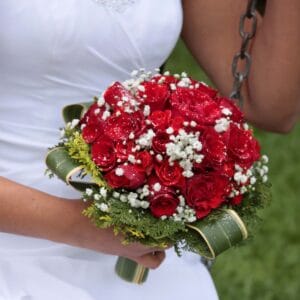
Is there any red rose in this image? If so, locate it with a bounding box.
[136,151,153,175]
[115,141,134,162]
[103,82,136,110]
[170,87,222,125]
[231,194,243,206]
[186,174,229,219]
[219,162,235,178]
[201,128,227,166]
[170,116,184,132]
[82,123,102,144]
[195,82,218,99]
[148,110,171,129]
[155,160,184,188]
[80,103,105,126]
[137,81,170,111]
[147,177,179,218]
[80,103,106,143]
[228,124,260,168]
[187,80,218,99]
[152,131,170,154]
[149,191,179,218]
[104,164,146,189]
[91,137,116,171]
[104,111,144,141]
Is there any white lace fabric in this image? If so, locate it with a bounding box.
[92,0,137,12]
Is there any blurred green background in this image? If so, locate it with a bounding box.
[166,40,300,300]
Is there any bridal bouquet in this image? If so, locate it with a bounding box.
[46,70,271,284]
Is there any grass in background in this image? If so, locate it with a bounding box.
[166,40,300,300]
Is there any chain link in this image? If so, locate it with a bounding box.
[230,0,258,107]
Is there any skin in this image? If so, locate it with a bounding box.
[1,1,299,269]
[182,0,300,133]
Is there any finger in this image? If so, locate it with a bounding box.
[130,251,166,269]
[151,244,172,251]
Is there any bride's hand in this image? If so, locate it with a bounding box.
[64,200,167,269]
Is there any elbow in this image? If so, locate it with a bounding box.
[270,109,299,134]
[244,96,300,134]
[273,121,296,134]
[257,114,298,134]
[246,108,299,134]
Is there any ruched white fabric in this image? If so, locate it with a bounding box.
[0,1,219,299]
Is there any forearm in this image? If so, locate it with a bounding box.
[247,0,300,132]
[0,176,76,243]
[0,176,166,268]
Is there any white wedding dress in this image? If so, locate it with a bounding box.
[0,1,219,299]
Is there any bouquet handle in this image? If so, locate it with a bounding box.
[115,256,149,284]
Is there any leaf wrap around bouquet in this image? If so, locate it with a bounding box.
[46,71,271,284]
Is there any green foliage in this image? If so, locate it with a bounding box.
[233,180,272,237]
[82,194,208,251]
[64,132,109,188]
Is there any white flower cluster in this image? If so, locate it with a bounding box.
[214,117,230,133]
[85,186,151,211]
[229,155,270,198]
[111,184,151,209]
[84,187,110,212]
[65,119,80,131]
[84,184,197,223]
[159,195,197,223]
[123,69,154,94]
[166,129,204,178]
[135,129,155,149]
[254,155,269,183]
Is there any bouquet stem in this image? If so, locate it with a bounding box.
[115,256,149,284]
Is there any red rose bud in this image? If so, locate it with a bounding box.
[80,103,106,127]
[103,82,136,109]
[152,131,170,154]
[148,110,172,129]
[82,123,103,144]
[186,174,229,219]
[231,194,244,206]
[195,82,218,99]
[115,141,134,162]
[228,124,260,168]
[104,111,142,141]
[91,137,116,171]
[155,160,184,187]
[170,116,184,133]
[136,151,153,175]
[104,164,146,190]
[137,81,170,111]
[149,188,179,218]
[219,162,235,178]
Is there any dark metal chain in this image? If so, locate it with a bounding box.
[230,0,258,107]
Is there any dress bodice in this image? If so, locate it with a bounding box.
[0,0,182,194]
[0,0,182,127]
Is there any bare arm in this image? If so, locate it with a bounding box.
[0,176,165,268]
[182,0,300,133]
